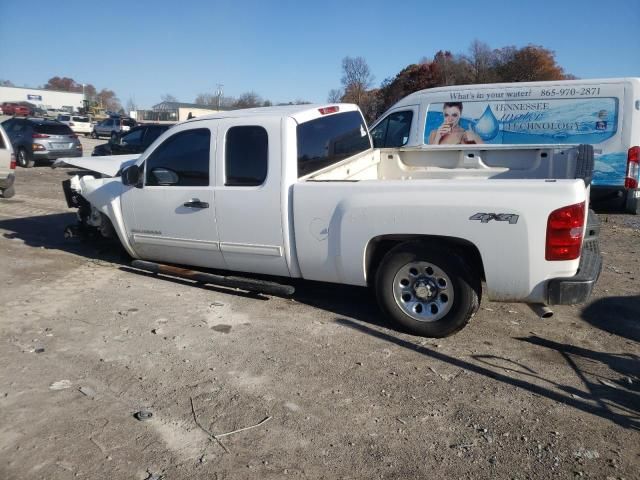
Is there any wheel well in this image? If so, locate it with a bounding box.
[365,235,485,286]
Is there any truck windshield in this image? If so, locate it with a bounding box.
[297,111,371,177]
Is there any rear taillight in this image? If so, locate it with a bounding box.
[625,146,639,189]
[546,202,585,261]
[32,133,50,138]
[10,152,16,169]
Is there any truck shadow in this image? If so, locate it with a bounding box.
[0,212,128,263]
[334,318,640,431]
[581,296,640,342]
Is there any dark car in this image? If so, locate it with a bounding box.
[92,124,173,156]
[1,118,82,167]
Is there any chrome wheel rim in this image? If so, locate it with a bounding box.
[392,261,454,322]
[18,150,26,166]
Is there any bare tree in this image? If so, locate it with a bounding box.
[234,92,263,109]
[0,79,14,87]
[340,56,374,106]
[327,88,343,103]
[465,40,496,83]
[161,94,178,103]
[195,93,216,106]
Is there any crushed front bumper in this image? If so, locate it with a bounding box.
[547,210,602,305]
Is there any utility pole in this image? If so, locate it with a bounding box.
[216,84,224,111]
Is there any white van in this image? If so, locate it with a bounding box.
[370,78,640,213]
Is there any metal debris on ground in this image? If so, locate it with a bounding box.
[134,410,153,421]
[49,380,72,390]
[79,386,96,399]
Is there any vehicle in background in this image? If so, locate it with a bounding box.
[91,116,137,141]
[1,117,82,168]
[0,123,16,198]
[57,104,601,338]
[92,124,173,156]
[57,114,92,135]
[1,102,32,116]
[370,78,640,214]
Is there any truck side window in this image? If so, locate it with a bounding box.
[145,128,211,187]
[225,126,268,186]
[371,111,413,148]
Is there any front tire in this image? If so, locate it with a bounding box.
[91,130,98,139]
[17,148,35,168]
[375,242,480,337]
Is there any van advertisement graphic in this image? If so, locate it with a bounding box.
[424,96,624,185]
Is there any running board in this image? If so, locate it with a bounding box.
[130,260,295,297]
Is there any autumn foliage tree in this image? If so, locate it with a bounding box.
[331,42,573,120]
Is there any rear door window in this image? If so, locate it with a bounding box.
[143,126,166,146]
[225,126,268,186]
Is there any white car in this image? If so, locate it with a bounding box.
[0,123,16,198]
[57,114,92,135]
[56,104,601,338]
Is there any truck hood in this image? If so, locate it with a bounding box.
[52,154,140,177]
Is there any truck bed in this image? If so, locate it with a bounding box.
[306,144,589,182]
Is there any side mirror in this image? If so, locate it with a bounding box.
[122,164,142,187]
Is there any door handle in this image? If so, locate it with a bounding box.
[183,199,209,209]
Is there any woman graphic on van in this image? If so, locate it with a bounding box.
[428,102,483,145]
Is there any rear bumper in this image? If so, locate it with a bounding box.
[34,150,83,161]
[547,210,602,305]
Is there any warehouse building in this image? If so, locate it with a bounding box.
[0,85,84,112]
[133,101,225,122]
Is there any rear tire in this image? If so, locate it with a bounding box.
[375,242,481,337]
[1,186,15,198]
[17,148,35,168]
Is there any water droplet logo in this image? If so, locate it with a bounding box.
[473,106,500,141]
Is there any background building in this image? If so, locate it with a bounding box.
[132,101,225,122]
[0,86,84,112]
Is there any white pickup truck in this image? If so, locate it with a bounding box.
[56,104,601,337]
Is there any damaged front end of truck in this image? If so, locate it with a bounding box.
[54,155,139,257]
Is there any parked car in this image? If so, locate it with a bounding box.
[1,117,82,168]
[57,114,92,135]
[92,124,173,156]
[0,123,16,198]
[57,104,601,338]
[1,102,32,116]
[91,116,137,141]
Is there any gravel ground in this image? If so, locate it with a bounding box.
[0,146,638,479]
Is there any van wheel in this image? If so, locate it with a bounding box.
[17,148,35,168]
[375,242,480,337]
[91,130,98,139]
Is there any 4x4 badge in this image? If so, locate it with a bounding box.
[469,213,519,224]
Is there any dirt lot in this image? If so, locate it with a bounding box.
[0,140,638,479]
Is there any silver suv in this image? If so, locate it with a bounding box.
[1,118,82,168]
[91,116,137,141]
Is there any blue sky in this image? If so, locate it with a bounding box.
[1,0,639,108]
